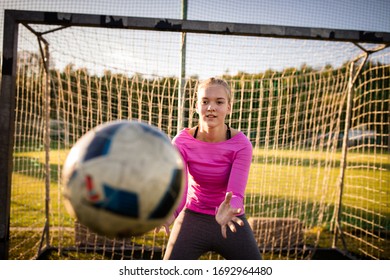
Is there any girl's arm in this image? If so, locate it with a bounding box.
[226,138,253,211]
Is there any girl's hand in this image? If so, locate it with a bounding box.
[216,192,244,238]
[155,214,175,235]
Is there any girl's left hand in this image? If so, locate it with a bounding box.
[216,192,244,238]
[155,214,175,235]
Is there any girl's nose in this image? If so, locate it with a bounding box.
[207,104,215,111]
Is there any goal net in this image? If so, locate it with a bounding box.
[1,3,389,260]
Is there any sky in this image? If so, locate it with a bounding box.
[0,0,389,78]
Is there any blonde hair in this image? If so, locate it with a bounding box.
[197,77,232,104]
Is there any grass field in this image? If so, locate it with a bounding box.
[8,147,390,259]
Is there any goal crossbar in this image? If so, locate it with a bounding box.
[3,10,390,43]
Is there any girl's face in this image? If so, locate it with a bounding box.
[196,85,231,128]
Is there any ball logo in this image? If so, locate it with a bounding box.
[85,175,101,202]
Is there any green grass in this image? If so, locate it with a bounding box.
[8,147,390,259]
[248,148,389,219]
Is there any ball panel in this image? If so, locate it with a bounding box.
[83,121,125,162]
[79,158,124,199]
[93,183,139,218]
[149,168,183,219]
[138,122,171,144]
[78,203,164,238]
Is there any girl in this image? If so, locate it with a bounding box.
[162,77,261,260]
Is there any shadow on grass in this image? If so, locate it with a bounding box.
[245,193,389,232]
[13,156,62,184]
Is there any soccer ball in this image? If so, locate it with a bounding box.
[62,120,184,238]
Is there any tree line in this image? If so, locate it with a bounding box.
[14,51,389,148]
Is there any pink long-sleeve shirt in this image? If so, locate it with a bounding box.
[172,128,253,216]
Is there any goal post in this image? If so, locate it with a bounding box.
[1,9,389,260]
[0,10,19,260]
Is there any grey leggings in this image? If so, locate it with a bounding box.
[163,209,262,260]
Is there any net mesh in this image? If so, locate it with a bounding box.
[1,0,389,260]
